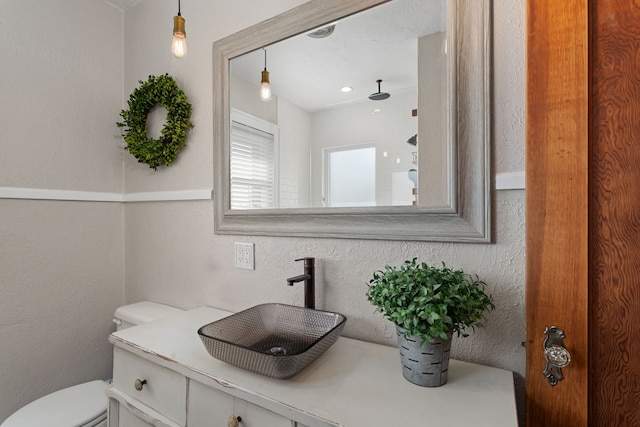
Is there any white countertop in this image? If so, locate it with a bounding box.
[109,306,518,427]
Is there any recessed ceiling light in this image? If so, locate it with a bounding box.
[341,86,353,93]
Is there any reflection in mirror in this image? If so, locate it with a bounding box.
[213,0,491,242]
[229,0,447,209]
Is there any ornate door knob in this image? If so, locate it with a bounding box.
[543,326,571,386]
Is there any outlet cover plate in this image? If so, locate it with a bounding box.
[235,242,254,270]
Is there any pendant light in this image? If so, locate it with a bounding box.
[260,48,272,102]
[171,0,187,58]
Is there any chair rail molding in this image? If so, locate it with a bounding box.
[0,172,522,203]
[0,187,214,202]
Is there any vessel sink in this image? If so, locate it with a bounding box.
[197,303,347,379]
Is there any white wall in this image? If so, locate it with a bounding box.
[277,98,312,208]
[418,31,448,206]
[230,74,278,125]
[122,0,525,384]
[0,0,125,422]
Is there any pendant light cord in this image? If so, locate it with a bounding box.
[263,48,267,71]
[177,0,181,17]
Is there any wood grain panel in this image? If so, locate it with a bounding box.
[526,0,589,425]
[589,0,640,424]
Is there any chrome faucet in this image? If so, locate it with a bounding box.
[286,257,315,309]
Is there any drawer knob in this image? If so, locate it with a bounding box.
[227,415,242,427]
[134,378,147,391]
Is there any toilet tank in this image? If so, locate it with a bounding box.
[113,301,184,330]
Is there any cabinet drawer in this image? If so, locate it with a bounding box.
[189,381,291,427]
[118,405,154,427]
[112,347,187,425]
[188,381,234,427]
[243,401,293,427]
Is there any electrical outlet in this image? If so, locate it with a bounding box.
[234,242,255,270]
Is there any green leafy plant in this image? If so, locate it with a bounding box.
[117,74,194,170]
[366,258,494,343]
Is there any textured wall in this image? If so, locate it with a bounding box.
[0,201,124,422]
[122,0,525,377]
[0,1,124,191]
[125,191,525,360]
[0,0,125,422]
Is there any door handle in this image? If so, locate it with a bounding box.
[543,326,571,386]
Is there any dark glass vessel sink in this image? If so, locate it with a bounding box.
[198,303,346,379]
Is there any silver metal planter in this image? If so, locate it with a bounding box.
[396,326,452,387]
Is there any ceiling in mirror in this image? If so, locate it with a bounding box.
[230,0,445,113]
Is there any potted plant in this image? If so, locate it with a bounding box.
[366,258,494,387]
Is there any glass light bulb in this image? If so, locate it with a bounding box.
[171,35,187,58]
[260,82,272,102]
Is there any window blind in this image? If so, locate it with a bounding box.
[230,121,275,209]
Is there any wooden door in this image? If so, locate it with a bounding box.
[526,1,589,425]
[527,0,640,425]
[588,0,640,425]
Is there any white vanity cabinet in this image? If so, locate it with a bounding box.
[107,354,301,427]
[107,307,518,427]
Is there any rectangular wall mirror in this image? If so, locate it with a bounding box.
[213,0,491,242]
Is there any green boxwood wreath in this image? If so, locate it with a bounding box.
[117,74,194,170]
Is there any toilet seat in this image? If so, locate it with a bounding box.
[1,380,108,427]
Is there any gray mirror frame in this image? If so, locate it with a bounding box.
[213,0,491,242]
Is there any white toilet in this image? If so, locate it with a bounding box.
[1,301,184,427]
